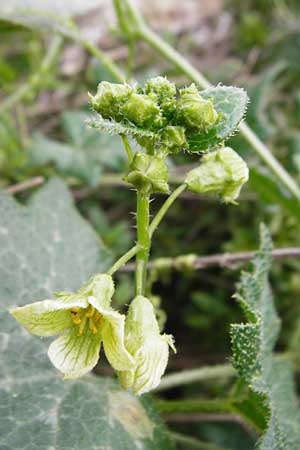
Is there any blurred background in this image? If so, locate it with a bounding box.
[1,1,300,448]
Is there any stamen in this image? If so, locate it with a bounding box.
[78,316,87,335]
[70,306,102,336]
[94,313,102,323]
[89,317,98,334]
[72,316,82,325]
[86,306,95,318]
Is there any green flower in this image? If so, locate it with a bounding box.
[121,93,165,128]
[145,76,177,119]
[145,76,176,100]
[89,81,133,120]
[185,147,249,203]
[119,295,176,395]
[125,152,169,194]
[160,125,187,153]
[10,274,134,379]
[178,83,219,131]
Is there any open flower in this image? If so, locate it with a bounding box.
[10,274,134,379]
[119,295,176,395]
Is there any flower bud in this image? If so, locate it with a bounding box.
[145,76,176,100]
[89,81,133,120]
[125,152,169,194]
[119,295,176,395]
[160,125,187,153]
[121,93,162,128]
[185,147,249,203]
[145,76,177,120]
[178,84,218,131]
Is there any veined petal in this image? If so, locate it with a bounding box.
[131,334,171,396]
[48,327,101,379]
[120,296,176,395]
[10,296,88,336]
[89,296,134,371]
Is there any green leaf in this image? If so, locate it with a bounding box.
[0,0,103,34]
[187,86,248,151]
[246,63,286,140]
[0,312,173,450]
[88,114,158,143]
[231,225,300,450]
[27,112,127,185]
[249,168,300,218]
[0,179,173,450]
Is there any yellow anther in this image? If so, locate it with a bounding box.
[78,316,87,335]
[95,313,102,323]
[86,306,95,318]
[72,316,82,325]
[91,326,98,335]
[71,306,102,336]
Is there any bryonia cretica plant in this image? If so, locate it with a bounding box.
[10,76,249,395]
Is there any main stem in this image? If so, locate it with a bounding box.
[135,192,151,295]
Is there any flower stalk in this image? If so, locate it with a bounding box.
[135,192,151,295]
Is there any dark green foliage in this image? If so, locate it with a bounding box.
[231,226,300,449]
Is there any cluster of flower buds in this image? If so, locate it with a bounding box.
[10,274,175,395]
[89,76,220,154]
[185,147,249,203]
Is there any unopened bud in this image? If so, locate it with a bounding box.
[185,147,249,203]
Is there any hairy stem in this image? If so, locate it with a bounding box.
[107,244,140,276]
[101,185,186,277]
[121,134,134,162]
[113,0,300,202]
[135,192,150,295]
[149,184,186,237]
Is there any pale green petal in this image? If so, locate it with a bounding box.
[81,274,114,308]
[10,296,88,336]
[89,296,134,371]
[48,327,101,379]
[120,296,176,395]
[131,334,171,395]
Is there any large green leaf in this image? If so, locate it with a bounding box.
[231,225,300,449]
[0,0,104,34]
[27,112,127,185]
[0,179,173,450]
[187,86,248,151]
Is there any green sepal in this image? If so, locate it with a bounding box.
[121,93,165,129]
[89,81,133,120]
[125,152,169,194]
[159,125,187,154]
[177,83,219,132]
